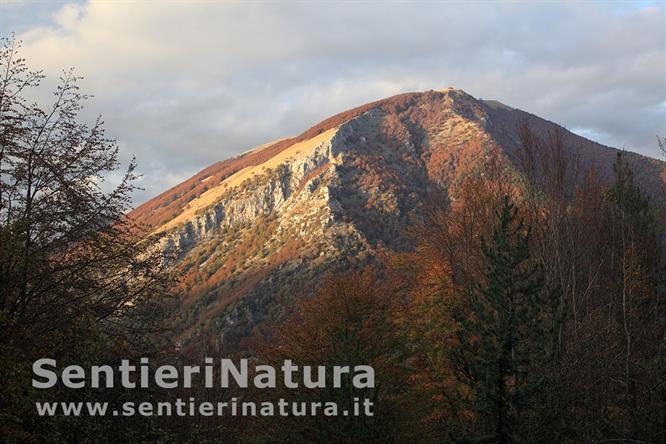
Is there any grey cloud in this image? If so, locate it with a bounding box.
[5,1,664,204]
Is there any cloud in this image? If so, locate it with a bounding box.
[5,1,665,204]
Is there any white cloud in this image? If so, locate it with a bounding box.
[6,1,664,204]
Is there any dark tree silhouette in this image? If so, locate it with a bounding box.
[456,196,549,443]
[0,35,174,442]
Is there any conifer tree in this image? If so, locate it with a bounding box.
[456,196,548,443]
[605,152,664,439]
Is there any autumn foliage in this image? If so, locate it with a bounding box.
[241,132,666,443]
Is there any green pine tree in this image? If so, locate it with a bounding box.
[456,196,548,443]
[608,152,661,270]
[605,152,664,439]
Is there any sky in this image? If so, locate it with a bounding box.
[2,0,665,205]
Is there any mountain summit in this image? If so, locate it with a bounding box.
[129,89,666,345]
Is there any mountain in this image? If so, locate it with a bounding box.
[129,88,666,346]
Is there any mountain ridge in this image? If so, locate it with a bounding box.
[131,89,664,231]
[129,88,666,346]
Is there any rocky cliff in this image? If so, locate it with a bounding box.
[129,88,666,346]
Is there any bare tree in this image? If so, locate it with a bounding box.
[0,34,173,340]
